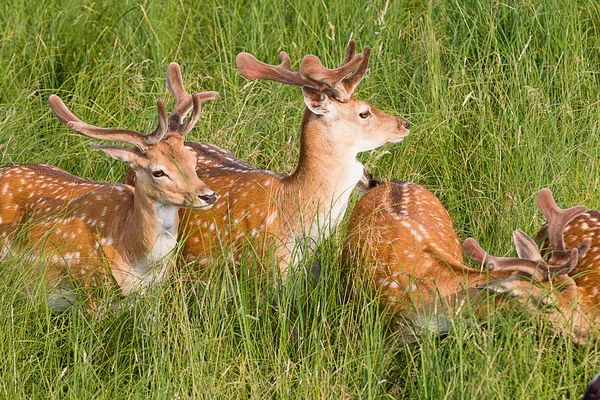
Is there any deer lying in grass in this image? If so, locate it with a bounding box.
[145,42,410,277]
[345,182,596,343]
[0,70,217,310]
[178,41,409,277]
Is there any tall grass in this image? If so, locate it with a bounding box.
[1,0,600,398]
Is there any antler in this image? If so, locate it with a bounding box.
[48,94,167,153]
[536,188,588,263]
[463,188,591,282]
[236,40,371,102]
[165,62,219,128]
[462,233,579,282]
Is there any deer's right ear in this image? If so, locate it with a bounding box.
[302,86,334,117]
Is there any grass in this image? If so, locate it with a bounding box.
[1,0,600,398]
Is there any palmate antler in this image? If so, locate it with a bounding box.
[49,95,168,153]
[235,40,371,102]
[48,63,219,153]
[462,188,590,283]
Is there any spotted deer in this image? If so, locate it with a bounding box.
[345,182,596,343]
[129,42,410,276]
[0,70,217,310]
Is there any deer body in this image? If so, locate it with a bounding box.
[0,67,217,310]
[344,180,506,325]
[161,42,410,275]
[0,164,176,296]
[345,182,597,343]
[182,113,373,269]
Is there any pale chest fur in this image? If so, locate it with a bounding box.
[281,160,363,275]
[306,159,364,240]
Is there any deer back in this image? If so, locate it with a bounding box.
[344,180,484,310]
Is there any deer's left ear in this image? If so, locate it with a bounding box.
[302,86,334,118]
[90,143,140,167]
[475,274,533,298]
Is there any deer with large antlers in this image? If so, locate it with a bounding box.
[135,42,410,277]
[0,65,217,310]
[345,182,597,343]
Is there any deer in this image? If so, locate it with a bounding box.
[344,181,597,344]
[125,42,410,278]
[0,66,217,311]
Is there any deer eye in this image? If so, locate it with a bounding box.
[359,110,371,119]
[152,170,166,178]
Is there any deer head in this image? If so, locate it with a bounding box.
[463,188,593,344]
[235,40,410,153]
[48,79,218,209]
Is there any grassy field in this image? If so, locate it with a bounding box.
[1,0,600,398]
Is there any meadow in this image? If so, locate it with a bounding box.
[1,0,600,398]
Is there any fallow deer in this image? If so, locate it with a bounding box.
[148,42,411,277]
[345,182,596,343]
[0,69,217,310]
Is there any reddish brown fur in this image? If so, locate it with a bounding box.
[344,181,507,313]
[537,211,600,332]
[159,44,410,276]
[346,182,600,343]
[177,100,409,275]
[0,77,216,309]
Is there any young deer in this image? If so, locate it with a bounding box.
[156,42,410,276]
[0,71,217,310]
[345,182,596,343]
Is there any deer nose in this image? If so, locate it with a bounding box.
[402,120,410,130]
[199,193,217,205]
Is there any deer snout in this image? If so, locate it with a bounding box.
[199,192,217,205]
[386,117,410,143]
[398,118,410,134]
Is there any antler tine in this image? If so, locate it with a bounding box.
[144,99,168,145]
[179,93,202,136]
[166,62,191,125]
[340,40,357,66]
[536,188,587,259]
[341,46,371,96]
[236,51,311,87]
[48,95,168,153]
[48,94,83,125]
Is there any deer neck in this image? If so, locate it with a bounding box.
[121,187,179,275]
[283,110,364,230]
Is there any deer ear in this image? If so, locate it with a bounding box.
[475,275,531,297]
[90,143,141,166]
[302,86,334,117]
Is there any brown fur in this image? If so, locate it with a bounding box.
[344,181,508,313]
[344,182,599,344]
[174,99,409,276]
[1,89,215,310]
